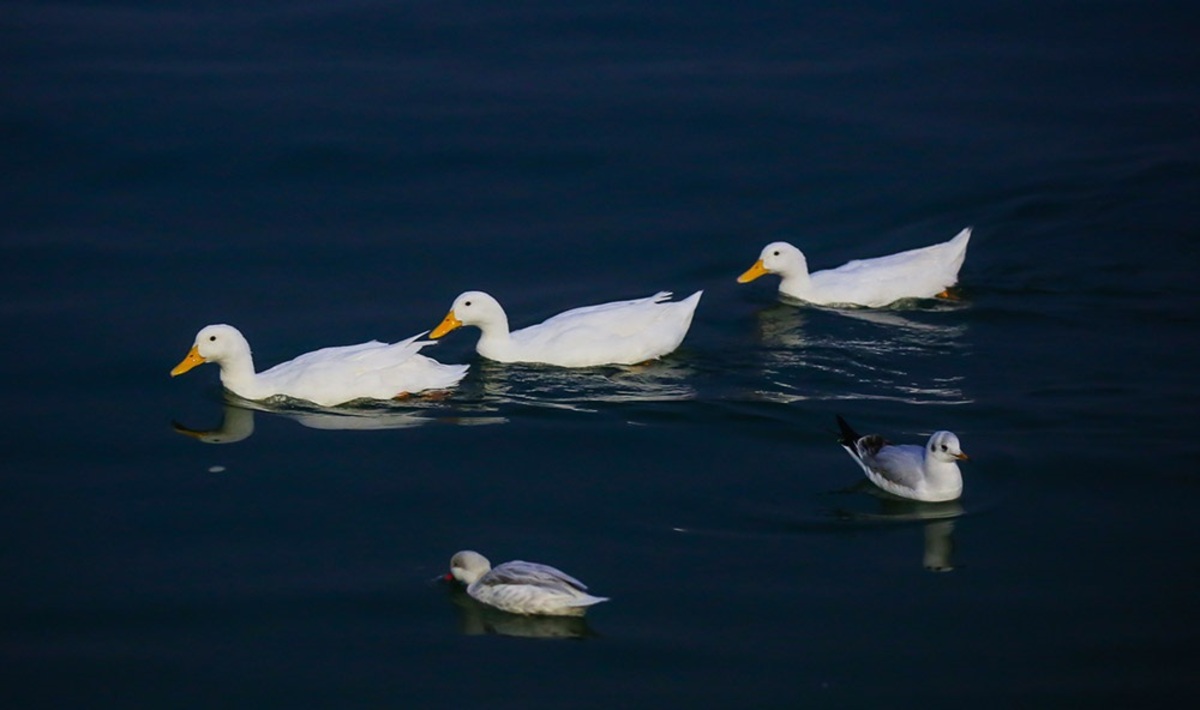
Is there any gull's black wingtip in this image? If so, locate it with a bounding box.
[835,415,860,446]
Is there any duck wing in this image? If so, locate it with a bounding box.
[258,333,429,380]
[814,229,971,305]
[485,560,590,592]
[531,291,675,336]
[509,291,699,365]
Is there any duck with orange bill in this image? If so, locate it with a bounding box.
[429,289,701,367]
[170,324,467,407]
[738,227,971,307]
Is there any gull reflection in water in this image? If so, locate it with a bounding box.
[445,584,597,640]
[836,491,964,573]
[174,398,504,444]
[751,303,971,405]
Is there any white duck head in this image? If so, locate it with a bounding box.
[926,430,969,463]
[171,324,254,377]
[430,291,510,339]
[446,550,492,585]
[738,241,810,287]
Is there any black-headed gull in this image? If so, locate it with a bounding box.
[836,415,969,502]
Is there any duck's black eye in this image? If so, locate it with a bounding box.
[940,444,948,451]
[209,335,217,341]
[772,251,780,256]
[464,301,472,307]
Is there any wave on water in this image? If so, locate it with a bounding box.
[738,302,974,406]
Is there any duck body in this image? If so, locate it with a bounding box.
[170,324,468,407]
[739,227,971,307]
[446,550,609,617]
[836,415,968,502]
[431,290,702,367]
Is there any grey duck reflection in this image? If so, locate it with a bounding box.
[444,583,598,640]
[173,401,505,443]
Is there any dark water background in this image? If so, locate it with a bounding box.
[3,1,1199,706]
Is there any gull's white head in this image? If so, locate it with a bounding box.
[446,550,492,585]
[926,430,969,463]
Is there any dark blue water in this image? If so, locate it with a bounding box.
[4,1,1199,706]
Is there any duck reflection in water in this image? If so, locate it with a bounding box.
[750,303,970,405]
[462,357,698,412]
[755,302,969,352]
[173,403,257,444]
[443,583,598,640]
[173,399,505,444]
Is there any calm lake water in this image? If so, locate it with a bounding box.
[3,1,1199,706]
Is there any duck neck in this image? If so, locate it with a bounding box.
[474,312,513,358]
[216,350,260,397]
[778,258,812,297]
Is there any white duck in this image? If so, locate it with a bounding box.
[445,550,609,617]
[170,324,468,407]
[429,290,702,367]
[836,415,969,502]
[738,227,971,307]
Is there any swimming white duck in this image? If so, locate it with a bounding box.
[170,324,468,407]
[429,290,702,367]
[836,415,969,502]
[738,227,971,307]
[444,550,609,617]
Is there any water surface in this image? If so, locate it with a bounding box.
[3,1,1199,706]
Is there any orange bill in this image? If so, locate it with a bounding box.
[170,344,206,376]
[737,259,769,283]
[429,311,463,339]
